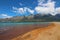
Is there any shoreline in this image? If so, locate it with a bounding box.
[12,22,60,40]
[0,23,50,40]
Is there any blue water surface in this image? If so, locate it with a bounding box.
[0,22,50,28]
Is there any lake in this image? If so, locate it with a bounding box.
[0,22,50,32]
[0,22,50,40]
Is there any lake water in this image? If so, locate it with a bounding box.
[0,22,50,30]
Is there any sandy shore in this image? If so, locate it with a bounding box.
[0,23,49,40]
[12,22,60,40]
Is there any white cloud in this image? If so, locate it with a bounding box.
[18,8,24,13]
[13,7,19,13]
[38,0,45,6]
[13,7,34,14]
[27,8,34,14]
[0,14,12,18]
[13,7,25,14]
[35,6,50,15]
[35,0,57,16]
[56,7,60,14]
[23,7,34,14]
[13,0,60,16]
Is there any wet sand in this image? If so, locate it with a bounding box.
[0,23,50,40]
[12,22,60,40]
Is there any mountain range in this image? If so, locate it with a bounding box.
[0,14,60,22]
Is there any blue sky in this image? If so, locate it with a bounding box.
[0,0,60,18]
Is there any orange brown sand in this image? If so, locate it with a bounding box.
[12,22,60,40]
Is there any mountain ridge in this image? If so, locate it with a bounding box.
[0,14,60,22]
